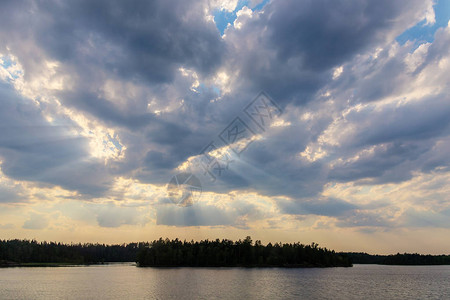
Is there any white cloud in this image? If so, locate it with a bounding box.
[233,6,253,30]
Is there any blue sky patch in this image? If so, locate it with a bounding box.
[213,0,270,35]
[396,0,450,48]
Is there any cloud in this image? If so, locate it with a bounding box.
[222,0,432,105]
[0,0,449,242]
[0,0,224,83]
[399,208,450,228]
[95,202,149,228]
[0,178,26,203]
[22,212,49,230]
[278,197,358,217]
[0,223,14,229]
[336,212,393,228]
[156,191,273,228]
[0,81,113,197]
[157,204,234,227]
[2,0,441,200]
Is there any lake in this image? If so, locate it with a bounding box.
[0,264,449,299]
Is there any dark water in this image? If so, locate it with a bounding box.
[0,264,448,299]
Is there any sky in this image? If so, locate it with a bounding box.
[0,0,449,254]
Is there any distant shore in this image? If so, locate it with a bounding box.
[342,252,450,265]
[1,238,449,268]
[0,261,136,268]
[0,261,82,268]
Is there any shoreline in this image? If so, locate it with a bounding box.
[0,262,135,268]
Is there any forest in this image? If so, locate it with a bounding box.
[2,238,449,267]
[344,252,450,265]
[0,237,351,267]
[136,237,351,267]
[0,239,140,265]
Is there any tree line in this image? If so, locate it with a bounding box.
[1,237,351,267]
[3,238,448,267]
[137,236,352,267]
[0,239,141,265]
[343,252,450,265]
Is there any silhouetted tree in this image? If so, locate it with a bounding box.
[137,237,352,268]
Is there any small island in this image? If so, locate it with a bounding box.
[137,237,351,267]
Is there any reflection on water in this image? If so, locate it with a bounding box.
[0,264,449,299]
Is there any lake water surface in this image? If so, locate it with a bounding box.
[0,264,449,299]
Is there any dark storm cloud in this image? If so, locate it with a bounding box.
[0,0,224,84]
[328,94,450,184]
[352,98,450,146]
[60,91,155,130]
[224,0,429,106]
[328,142,427,183]
[0,0,226,144]
[266,0,410,70]
[144,150,179,171]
